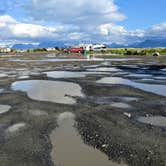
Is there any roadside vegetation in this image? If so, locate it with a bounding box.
[97,48,166,56]
[7,47,166,56]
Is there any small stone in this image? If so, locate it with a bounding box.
[124,112,131,118]
[102,144,108,148]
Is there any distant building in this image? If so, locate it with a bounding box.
[46,47,56,51]
[0,48,11,53]
[16,49,27,53]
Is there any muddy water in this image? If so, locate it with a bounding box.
[137,116,166,128]
[11,80,84,104]
[97,77,166,97]
[50,112,126,166]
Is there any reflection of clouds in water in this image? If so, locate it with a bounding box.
[45,71,86,78]
[0,89,4,93]
[87,67,121,72]
[137,116,166,128]
[97,77,166,97]
[6,123,26,133]
[0,105,11,114]
[58,112,75,124]
[11,80,84,104]
[0,74,8,77]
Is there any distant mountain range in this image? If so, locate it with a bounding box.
[12,39,166,49]
[12,41,67,49]
[131,39,166,48]
[107,39,166,48]
[12,44,38,50]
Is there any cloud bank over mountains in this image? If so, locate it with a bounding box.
[0,0,166,47]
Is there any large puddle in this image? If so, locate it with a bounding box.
[50,112,126,166]
[97,77,166,97]
[11,80,84,104]
[137,116,166,128]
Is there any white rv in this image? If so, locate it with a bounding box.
[79,44,107,51]
[92,44,106,51]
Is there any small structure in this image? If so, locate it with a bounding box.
[0,48,11,53]
[46,47,56,51]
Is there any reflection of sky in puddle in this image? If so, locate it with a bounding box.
[10,58,140,62]
[18,75,30,79]
[50,112,127,166]
[110,102,132,109]
[11,80,84,104]
[45,71,109,78]
[154,76,166,80]
[137,116,166,128]
[97,77,166,97]
[161,68,166,72]
[0,74,8,78]
[6,123,25,133]
[87,67,121,72]
[120,97,139,102]
[127,74,152,78]
[45,71,86,78]
[0,105,11,114]
[0,89,4,93]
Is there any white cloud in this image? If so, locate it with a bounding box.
[97,23,126,36]
[0,14,166,47]
[25,0,126,25]
[146,22,166,38]
[0,15,70,40]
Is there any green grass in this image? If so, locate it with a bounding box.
[90,48,166,56]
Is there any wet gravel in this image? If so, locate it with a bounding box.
[0,53,165,166]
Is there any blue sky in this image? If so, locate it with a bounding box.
[0,0,166,46]
[116,0,166,30]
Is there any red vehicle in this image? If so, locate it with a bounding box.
[65,47,83,53]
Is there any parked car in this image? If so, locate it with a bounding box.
[64,47,84,53]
